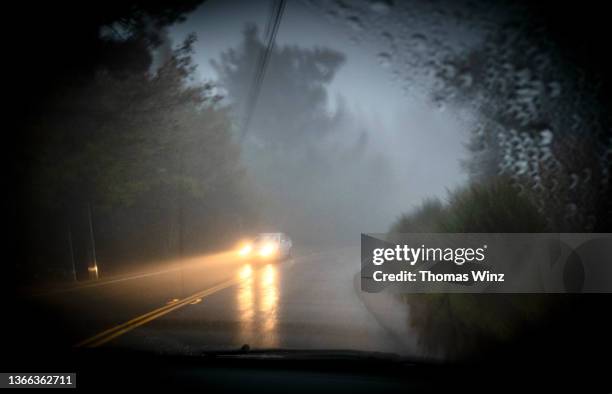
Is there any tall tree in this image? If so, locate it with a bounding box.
[212,25,346,148]
[23,33,253,280]
[213,26,397,243]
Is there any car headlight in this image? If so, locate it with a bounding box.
[259,242,277,257]
[239,243,253,256]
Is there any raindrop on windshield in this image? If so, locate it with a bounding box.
[377,52,393,68]
[369,0,393,15]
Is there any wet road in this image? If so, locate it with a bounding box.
[21,246,411,355]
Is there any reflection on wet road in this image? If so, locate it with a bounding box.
[111,247,409,354]
[27,246,412,355]
[237,263,279,348]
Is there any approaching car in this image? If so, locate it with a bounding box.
[238,232,292,260]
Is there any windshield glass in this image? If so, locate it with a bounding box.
[9,0,611,384]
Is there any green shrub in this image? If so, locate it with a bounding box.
[390,178,552,360]
[437,177,548,233]
[389,198,446,233]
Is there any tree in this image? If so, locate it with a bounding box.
[212,26,400,244]
[12,1,216,281]
[23,33,253,280]
[212,24,346,148]
[434,15,611,232]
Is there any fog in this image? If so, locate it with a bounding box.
[170,0,470,244]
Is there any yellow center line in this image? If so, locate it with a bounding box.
[74,253,319,348]
[75,276,243,348]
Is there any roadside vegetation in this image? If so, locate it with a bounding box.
[17,2,261,283]
[389,0,611,360]
[18,6,354,283]
[390,178,550,359]
[390,177,607,362]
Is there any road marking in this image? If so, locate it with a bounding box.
[75,276,242,348]
[31,250,319,297]
[31,266,191,297]
[73,249,343,348]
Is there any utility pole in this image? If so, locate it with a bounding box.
[178,149,185,298]
[87,203,99,280]
[68,228,77,282]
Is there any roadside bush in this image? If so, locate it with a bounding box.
[390,178,554,361]
[389,198,446,233]
[437,177,548,233]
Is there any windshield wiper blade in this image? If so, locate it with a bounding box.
[200,346,423,364]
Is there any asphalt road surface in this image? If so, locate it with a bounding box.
[12,246,413,358]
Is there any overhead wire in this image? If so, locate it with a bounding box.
[239,0,286,142]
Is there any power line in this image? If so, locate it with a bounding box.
[239,0,286,142]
